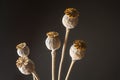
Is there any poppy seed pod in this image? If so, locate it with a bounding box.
[70,40,86,61]
[62,8,79,29]
[16,57,35,75]
[45,31,61,51]
[16,42,30,57]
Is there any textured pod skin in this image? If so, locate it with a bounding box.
[45,37,61,51]
[62,14,78,29]
[16,42,30,57]
[16,57,35,75]
[45,31,61,51]
[69,40,86,61]
[70,45,84,61]
[62,8,79,29]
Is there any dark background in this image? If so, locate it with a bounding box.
[0,0,120,80]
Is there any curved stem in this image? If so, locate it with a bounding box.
[32,71,40,80]
[51,50,56,80]
[58,28,70,80]
[65,60,75,80]
[32,74,36,80]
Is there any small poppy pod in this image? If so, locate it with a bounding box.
[16,42,30,57]
[16,57,35,75]
[62,8,79,29]
[69,40,86,61]
[45,31,61,51]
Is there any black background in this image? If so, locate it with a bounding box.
[0,0,120,80]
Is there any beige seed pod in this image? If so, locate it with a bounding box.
[70,40,86,61]
[16,42,30,57]
[65,40,86,80]
[45,31,61,51]
[62,8,79,29]
[16,56,35,75]
[45,31,61,80]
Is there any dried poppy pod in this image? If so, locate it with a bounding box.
[45,31,61,51]
[70,40,86,61]
[16,42,30,57]
[65,40,86,80]
[45,31,61,80]
[16,56,35,75]
[62,8,79,29]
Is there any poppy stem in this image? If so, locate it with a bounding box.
[32,71,40,80]
[65,60,75,80]
[51,50,56,80]
[58,28,70,80]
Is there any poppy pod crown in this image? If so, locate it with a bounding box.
[16,42,26,49]
[73,40,87,51]
[46,31,59,38]
[64,8,79,18]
